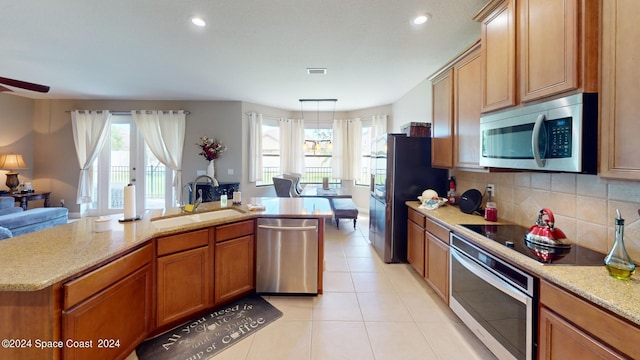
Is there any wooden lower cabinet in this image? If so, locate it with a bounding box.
[425,232,449,303]
[407,208,426,277]
[157,246,211,327]
[215,235,255,304]
[62,244,153,360]
[539,280,639,359]
[406,207,451,305]
[156,229,212,327]
[538,307,624,360]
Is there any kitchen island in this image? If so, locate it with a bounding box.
[0,197,332,360]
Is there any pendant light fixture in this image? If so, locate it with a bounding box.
[300,98,337,152]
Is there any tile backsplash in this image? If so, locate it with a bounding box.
[453,170,640,263]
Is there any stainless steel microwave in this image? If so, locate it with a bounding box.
[479,93,598,174]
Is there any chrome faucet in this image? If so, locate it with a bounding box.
[190,174,219,211]
[193,189,204,211]
[181,184,192,207]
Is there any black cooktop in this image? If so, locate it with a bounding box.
[460,224,607,266]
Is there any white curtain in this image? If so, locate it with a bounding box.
[332,118,362,180]
[131,110,186,203]
[71,110,112,204]
[279,118,305,174]
[372,114,387,140]
[248,112,263,182]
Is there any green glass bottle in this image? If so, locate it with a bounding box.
[604,209,636,280]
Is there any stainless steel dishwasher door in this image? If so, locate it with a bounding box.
[256,218,319,295]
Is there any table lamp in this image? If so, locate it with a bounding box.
[0,154,27,193]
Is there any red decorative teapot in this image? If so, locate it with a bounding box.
[525,208,567,246]
[524,208,570,262]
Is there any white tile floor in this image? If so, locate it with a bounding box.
[213,215,496,360]
[130,215,497,360]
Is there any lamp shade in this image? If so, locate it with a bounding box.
[0,154,27,171]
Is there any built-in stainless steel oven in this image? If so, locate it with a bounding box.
[449,233,537,360]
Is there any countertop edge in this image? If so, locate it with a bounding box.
[0,197,334,292]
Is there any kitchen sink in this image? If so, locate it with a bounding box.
[151,208,244,229]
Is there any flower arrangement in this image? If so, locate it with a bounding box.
[197,136,226,161]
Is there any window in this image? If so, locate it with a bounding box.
[88,115,174,215]
[356,125,373,186]
[257,121,280,186]
[257,117,375,186]
[302,127,337,184]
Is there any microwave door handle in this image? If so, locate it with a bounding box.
[532,114,546,167]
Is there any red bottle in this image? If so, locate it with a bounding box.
[447,177,458,205]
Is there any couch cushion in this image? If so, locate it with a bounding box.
[0,206,23,216]
[0,196,16,210]
[0,207,68,236]
[0,226,12,240]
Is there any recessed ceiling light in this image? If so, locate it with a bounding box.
[411,13,430,25]
[190,16,206,27]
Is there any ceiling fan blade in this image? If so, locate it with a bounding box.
[0,77,50,93]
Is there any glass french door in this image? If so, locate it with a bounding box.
[88,115,174,216]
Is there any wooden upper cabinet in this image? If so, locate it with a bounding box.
[431,68,454,168]
[475,0,599,110]
[521,0,575,101]
[476,0,516,112]
[453,45,484,170]
[600,0,640,179]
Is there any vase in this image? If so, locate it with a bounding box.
[207,160,215,178]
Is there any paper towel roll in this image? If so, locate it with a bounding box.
[123,184,136,220]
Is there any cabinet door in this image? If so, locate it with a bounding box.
[600,0,640,179]
[157,246,212,327]
[480,0,516,112]
[431,68,454,168]
[407,219,425,277]
[215,235,255,304]
[453,47,483,170]
[538,307,625,360]
[520,0,578,101]
[63,264,153,360]
[425,233,449,304]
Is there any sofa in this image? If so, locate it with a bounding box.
[0,196,68,239]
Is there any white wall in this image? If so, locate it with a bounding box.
[0,94,35,186]
[391,78,432,132]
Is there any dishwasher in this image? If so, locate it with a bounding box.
[256,218,319,295]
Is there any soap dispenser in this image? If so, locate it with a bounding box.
[220,190,228,208]
[604,209,636,280]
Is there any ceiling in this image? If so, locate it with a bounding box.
[0,0,488,111]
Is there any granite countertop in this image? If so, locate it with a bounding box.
[0,197,333,292]
[407,201,640,327]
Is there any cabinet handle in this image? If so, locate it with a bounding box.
[258,225,317,231]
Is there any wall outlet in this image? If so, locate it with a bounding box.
[487,184,495,197]
[228,168,234,175]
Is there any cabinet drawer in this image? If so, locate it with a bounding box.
[426,218,450,244]
[216,219,254,243]
[408,208,426,228]
[64,244,153,309]
[157,229,210,256]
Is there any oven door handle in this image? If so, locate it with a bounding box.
[451,248,529,304]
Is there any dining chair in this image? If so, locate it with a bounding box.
[272,177,293,197]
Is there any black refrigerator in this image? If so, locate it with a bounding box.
[369,134,448,263]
